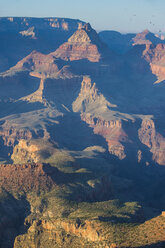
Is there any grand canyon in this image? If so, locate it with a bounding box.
[0,17,165,248]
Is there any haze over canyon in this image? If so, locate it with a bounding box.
[0,17,165,248]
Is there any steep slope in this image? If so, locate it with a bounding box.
[143,43,165,80]
[125,42,165,82]
[0,17,86,72]
[52,23,111,62]
[1,20,165,248]
[0,50,77,104]
[1,22,165,166]
[72,74,165,165]
[73,76,135,160]
[4,50,74,79]
[99,30,135,54]
[138,119,165,165]
[0,71,40,100]
[99,29,165,54]
[132,29,163,46]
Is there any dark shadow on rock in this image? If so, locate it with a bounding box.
[0,193,30,248]
[0,29,76,72]
[0,72,40,100]
[0,100,45,119]
[108,152,165,223]
[46,112,109,151]
[99,30,136,54]
[133,242,165,248]
[89,45,164,116]
[43,162,113,203]
[43,77,82,110]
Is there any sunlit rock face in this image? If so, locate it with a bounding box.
[139,119,165,165]
[1,17,165,248]
[52,23,111,62]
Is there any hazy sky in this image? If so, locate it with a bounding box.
[0,0,164,33]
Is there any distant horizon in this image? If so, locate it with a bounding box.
[1,0,164,34]
[0,15,164,35]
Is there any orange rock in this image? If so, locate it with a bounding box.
[0,163,56,193]
[162,211,165,217]
[138,119,165,165]
[52,23,107,62]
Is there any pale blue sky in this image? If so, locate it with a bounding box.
[0,0,164,33]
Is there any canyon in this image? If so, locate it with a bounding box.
[0,17,165,248]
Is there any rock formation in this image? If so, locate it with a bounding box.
[0,17,165,248]
[139,119,165,165]
[0,163,56,193]
[52,23,109,62]
[0,17,85,32]
[73,77,129,160]
[132,29,163,46]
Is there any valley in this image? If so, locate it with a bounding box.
[0,17,165,248]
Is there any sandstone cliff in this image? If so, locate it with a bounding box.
[8,50,74,80]
[132,29,162,46]
[52,23,109,62]
[14,218,108,248]
[73,76,129,160]
[139,119,165,165]
[143,43,165,80]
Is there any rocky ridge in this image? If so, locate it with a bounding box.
[0,17,85,32]
[132,29,163,46]
[143,43,165,80]
[138,119,165,165]
[52,23,109,62]
[1,18,165,248]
